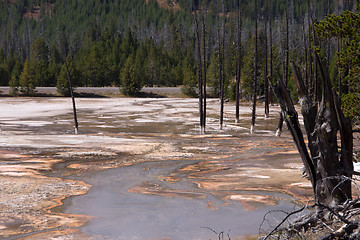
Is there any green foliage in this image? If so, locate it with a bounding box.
[181,51,197,97]
[241,34,257,99]
[120,54,142,96]
[0,64,10,86]
[48,59,60,87]
[181,65,197,97]
[0,50,10,85]
[207,49,220,97]
[315,3,360,125]
[56,57,81,96]
[341,93,360,125]
[19,59,37,95]
[8,54,23,95]
[31,38,49,62]
[0,0,355,102]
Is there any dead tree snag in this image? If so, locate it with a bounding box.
[275,56,353,206]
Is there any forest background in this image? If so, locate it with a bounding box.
[0,0,358,125]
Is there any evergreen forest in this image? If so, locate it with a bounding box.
[0,0,359,125]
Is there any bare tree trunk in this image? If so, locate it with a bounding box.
[285,0,289,86]
[219,0,225,130]
[275,114,283,137]
[251,0,258,133]
[202,1,207,132]
[313,25,319,103]
[302,9,308,88]
[194,3,204,133]
[276,1,289,136]
[269,9,273,106]
[275,58,353,206]
[235,5,242,123]
[264,14,269,119]
[307,1,314,97]
[64,59,78,134]
[307,0,318,102]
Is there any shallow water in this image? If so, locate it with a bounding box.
[64,160,299,239]
[0,98,310,239]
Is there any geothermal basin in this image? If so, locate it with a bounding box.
[0,97,313,239]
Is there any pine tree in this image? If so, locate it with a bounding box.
[19,59,36,95]
[120,54,142,96]
[315,2,360,126]
[56,56,81,96]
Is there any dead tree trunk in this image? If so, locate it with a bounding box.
[64,59,78,134]
[285,0,290,87]
[219,0,225,130]
[302,7,308,88]
[276,1,289,136]
[307,0,318,102]
[307,1,314,98]
[202,2,207,131]
[251,0,258,133]
[235,5,242,123]
[194,3,204,133]
[274,57,353,206]
[264,14,269,119]
[269,9,273,107]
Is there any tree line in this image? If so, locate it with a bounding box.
[0,0,358,116]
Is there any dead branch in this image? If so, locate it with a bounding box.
[260,206,306,240]
[201,227,231,240]
[260,176,360,240]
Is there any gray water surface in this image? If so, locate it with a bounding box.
[64,160,298,240]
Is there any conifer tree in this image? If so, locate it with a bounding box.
[56,57,81,96]
[19,59,36,95]
[120,54,142,96]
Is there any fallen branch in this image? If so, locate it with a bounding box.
[260,206,306,240]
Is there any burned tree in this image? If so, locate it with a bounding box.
[263,56,355,239]
[264,12,269,119]
[218,0,226,130]
[193,0,207,133]
[263,5,360,237]
[275,56,353,206]
[58,32,79,134]
[64,58,79,134]
[202,1,207,132]
[235,3,242,123]
[275,0,290,137]
[250,0,258,133]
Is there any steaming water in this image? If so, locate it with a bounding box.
[64,160,298,239]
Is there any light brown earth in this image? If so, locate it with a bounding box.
[0,96,335,239]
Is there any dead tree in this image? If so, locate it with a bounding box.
[275,0,290,136]
[193,0,204,133]
[235,3,242,123]
[274,56,353,206]
[250,0,258,133]
[306,0,318,101]
[264,12,269,119]
[202,1,207,131]
[269,5,273,108]
[301,0,309,87]
[218,0,225,130]
[64,58,79,134]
